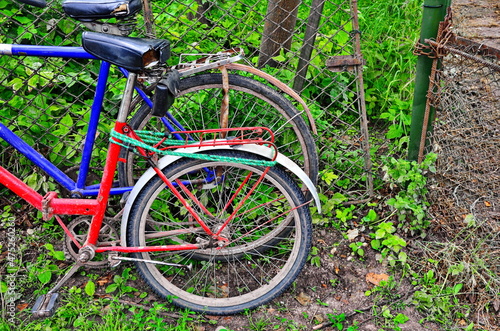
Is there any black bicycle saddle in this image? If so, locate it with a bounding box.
[62,0,142,21]
[82,31,170,72]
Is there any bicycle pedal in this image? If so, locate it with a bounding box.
[32,292,59,318]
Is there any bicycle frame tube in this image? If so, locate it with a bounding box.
[0,74,137,248]
[0,122,75,189]
[1,44,96,59]
[76,61,111,193]
[0,44,130,196]
[119,67,186,141]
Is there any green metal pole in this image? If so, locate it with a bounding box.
[407,0,451,161]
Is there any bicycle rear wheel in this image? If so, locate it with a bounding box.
[126,150,312,314]
[118,73,318,188]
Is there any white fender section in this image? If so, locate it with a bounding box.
[120,144,321,246]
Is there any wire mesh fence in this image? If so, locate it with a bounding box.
[425,28,500,235]
[416,13,500,313]
[0,0,372,208]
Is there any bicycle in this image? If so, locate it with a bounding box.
[0,0,321,317]
[70,0,320,188]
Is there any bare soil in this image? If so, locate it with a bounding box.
[2,1,500,330]
[0,220,439,331]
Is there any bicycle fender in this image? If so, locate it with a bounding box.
[225,63,317,134]
[120,144,321,246]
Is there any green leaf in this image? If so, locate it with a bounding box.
[393,313,409,324]
[14,16,31,24]
[464,214,476,227]
[453,283,463,295]
[272,54,286,62]
[321,171,338,185]
[386,124,404,139]
[53,250,66,261]
[37,270,52,284]
[85,280,96,296]
[371,239,381,250]
[105,283,118,293]
[9,77,25,91]
[381,307,392,318]
[60,113,74,127]
[330,192,348,204]
[374,229,386,239]
[362,209,378,223]
[398,251,407,263]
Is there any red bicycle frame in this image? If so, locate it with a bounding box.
[0,72,279,257]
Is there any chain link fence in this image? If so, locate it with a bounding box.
[424,21,500,235]
[417,13,500,314]
[0,0,372,208]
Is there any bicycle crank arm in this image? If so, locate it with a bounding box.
[111,256,192,270]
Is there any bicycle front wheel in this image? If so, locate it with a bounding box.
[126,150,312,314]
[118,73,318,188]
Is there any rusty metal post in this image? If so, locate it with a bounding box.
[142,0,156,38]
[408,0,451,161]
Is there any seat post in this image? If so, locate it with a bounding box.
[117,72,137,123]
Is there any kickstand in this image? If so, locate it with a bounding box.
[32,262,82,318]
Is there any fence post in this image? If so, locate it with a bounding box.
[407,0,451,161]
[293,0,325,92]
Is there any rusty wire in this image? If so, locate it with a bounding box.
[425,32,500,233]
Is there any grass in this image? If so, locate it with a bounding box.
[0,296,199,331]
[1,0,499,330]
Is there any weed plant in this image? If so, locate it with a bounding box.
[359,0,422,128]
[2,0,494,330]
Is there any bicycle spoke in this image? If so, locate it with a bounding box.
[127,150,312,314]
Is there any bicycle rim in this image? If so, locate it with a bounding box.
[126,151,312,314]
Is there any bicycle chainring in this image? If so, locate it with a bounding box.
[63,216,119,268]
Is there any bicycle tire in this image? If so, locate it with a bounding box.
[118,73,318,188]
[126,150,312,315]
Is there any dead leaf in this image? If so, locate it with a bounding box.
[346,229,359,241]
[295,292,312,306]
[365,273,389,286]
[484,201,491,207]
[96,274,113,286]
[314,314,325,324]
[17,303,29,311]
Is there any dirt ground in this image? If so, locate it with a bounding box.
[2,1,499,331]
[208,2,500,330]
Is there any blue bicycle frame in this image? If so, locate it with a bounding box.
[0,43,187,197]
